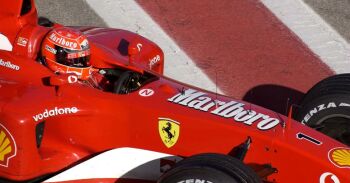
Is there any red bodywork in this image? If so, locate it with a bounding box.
[0,1,349,182]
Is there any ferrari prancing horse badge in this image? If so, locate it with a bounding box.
[158,118,180,148]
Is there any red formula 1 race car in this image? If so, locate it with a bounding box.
[0,0,349,183]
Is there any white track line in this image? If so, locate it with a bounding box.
[44,147,180,182]
[85,0,223,94]
[262,0,350,74]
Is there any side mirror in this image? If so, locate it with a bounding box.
[49,74,78,86]
[128,42,142,63]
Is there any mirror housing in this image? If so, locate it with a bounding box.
[128,42,141,64]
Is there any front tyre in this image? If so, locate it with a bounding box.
[294,74,350,146]
[158,154,261,183]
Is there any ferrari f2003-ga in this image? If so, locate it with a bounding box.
[0,0,349,183]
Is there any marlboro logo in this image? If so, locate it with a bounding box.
[168,89,280,130]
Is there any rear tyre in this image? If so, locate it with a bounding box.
[158,154,261,183]
[294,74,350,146]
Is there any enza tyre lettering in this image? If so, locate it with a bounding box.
[33,107,78,122]
[168,89,280,130]
[302,102,350,123]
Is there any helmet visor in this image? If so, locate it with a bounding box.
[55,46,91,68]
[67,55,91,68]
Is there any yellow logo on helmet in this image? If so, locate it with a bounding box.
[329,147,350,168]
[158,118,180,148]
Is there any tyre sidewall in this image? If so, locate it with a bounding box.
[158,154,260,183]
[160,166,239,183]
[297,95,350,125]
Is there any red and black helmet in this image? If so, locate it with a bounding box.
[41,27,91,80]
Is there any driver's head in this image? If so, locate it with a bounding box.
[41,27,91,80]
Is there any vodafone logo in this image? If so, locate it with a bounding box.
[319,172,340,183]
[33,107,78,122]
[68,75,78,83]
[139,89,154,97]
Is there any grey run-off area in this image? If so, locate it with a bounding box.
[35,0,107,27]
[304,0,350,43]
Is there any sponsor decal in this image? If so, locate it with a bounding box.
[0,80,16,85]
[296,132,322,145]
[178,179,213,183]
[80,39,89,49]
[319,172,340,183]
[45,45,57,54]
[302,102,350,124]
[139,89,154,97]
[0,59,20,71]
[68,75,78,83]
[63,67,93,78]
[159,118,180,148]
[328,147,350,168]
[149,55,161,68]
[49,32,78,49]
[137,43,142,51]
[66,69,83,77]
[168,89,280,130]
[0,124,17,167]
[33,107,78,122]
[17,37,28,47]
[67,50,90,59]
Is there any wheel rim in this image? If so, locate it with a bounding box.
[315,116,350,146]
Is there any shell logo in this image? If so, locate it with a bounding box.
[0,124,16,167]
[328,147,350,168]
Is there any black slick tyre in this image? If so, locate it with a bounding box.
[294,74,350,146]
[158,153,261,183]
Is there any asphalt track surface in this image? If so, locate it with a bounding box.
[35,0,106,27]
[35,0,349,114]
[304,0,350,42]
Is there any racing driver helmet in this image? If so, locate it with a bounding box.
[41,27,91,80]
